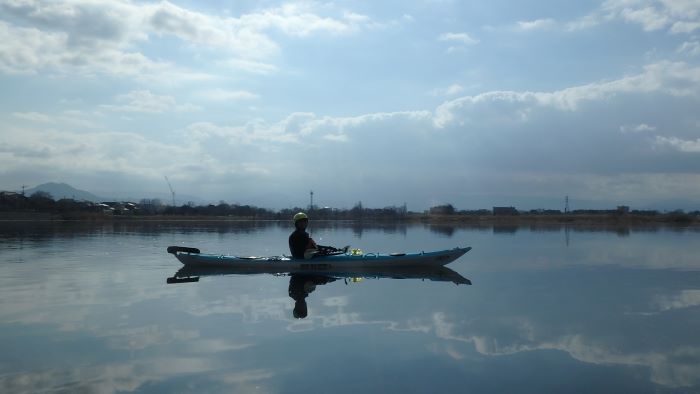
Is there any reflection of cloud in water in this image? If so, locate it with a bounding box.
[431,312,700,388]
[180,289,700,388]
[0,267,180,327]
[96,325,199,350]
[0,357,274,394]
[322,295,348,307]
[652,290,700,312]
[188,338,254,353]
[186,295,291,322]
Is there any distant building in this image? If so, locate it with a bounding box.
[617,205,630,214]
[493,206,518,216]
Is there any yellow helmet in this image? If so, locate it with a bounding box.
[293,212,308,222]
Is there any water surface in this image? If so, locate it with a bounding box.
[1,221,699,393]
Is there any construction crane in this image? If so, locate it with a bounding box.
[164,176,176,206]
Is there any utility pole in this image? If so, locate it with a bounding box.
[164,176,176,206]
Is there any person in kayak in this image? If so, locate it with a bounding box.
[289,212,318,259]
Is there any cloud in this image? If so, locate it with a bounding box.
[655,136,700,152]
[100,90,199,113]
[12,110,98,128]
[620,123,657,133]
[3,57,700,207]
[185,110,432,146]
[0,0,376,78]
[236,3,375,37]
[438,32,479,44]
[678,40,700,56]
[12,112,52,123]
[433,61,700,128]
[195,89,259,102]
[517,18,556,31]
[220,58,278,75]
[431,84,465,97]
[568,0,700,34]
[0,20,202,81]
[0,124,205,179]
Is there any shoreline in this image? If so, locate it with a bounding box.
[0,212,697,227]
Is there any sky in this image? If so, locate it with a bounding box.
[1,0,700,211]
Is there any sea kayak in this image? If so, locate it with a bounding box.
[166,245,471,270]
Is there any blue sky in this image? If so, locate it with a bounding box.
[1,0,700,210]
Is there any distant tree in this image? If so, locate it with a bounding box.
[429,204,455,215]
[29,191,55,211]
[30,191,53,200]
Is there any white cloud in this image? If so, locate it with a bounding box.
[12,110,98,128]
[322,133,348,142]
[517,18,556,31]
[0,20,206,81]
[438,32,479,45]
[620,6,670,31]
[678,40,700,56]
[429,84,467,97]
[237,3,375,37]
[100,90,199,113]
[655,136,700,152]
[220,58,278,75]
[671,20,700,33]
[0,0,377,78]
[196,89,259,102]
[12,112,52,123]
[434,61,700,128]
[569,0,700,34]
[184,110,432,146]
[0,124,207,179]
[620,123,657,133]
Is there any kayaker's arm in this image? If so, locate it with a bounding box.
[307,237,317,250]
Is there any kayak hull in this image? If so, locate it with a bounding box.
[168,246,471,270]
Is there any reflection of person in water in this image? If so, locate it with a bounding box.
[288,274,336,319]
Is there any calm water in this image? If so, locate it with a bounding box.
[1,221,699,393]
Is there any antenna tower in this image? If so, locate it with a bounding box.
[565,195,570,213]
[309,190,314,211]
[164,176,176,206]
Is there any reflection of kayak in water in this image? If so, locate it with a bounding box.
[166,246,471,270]
[167,263,472,285]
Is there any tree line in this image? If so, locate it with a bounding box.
[0,191,409,220]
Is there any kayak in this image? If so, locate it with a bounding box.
[167,264,471,285]
[166,245,471,270]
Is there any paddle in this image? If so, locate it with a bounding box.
[313,245,350,257]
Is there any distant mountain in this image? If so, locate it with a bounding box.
[26,182,102,202]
